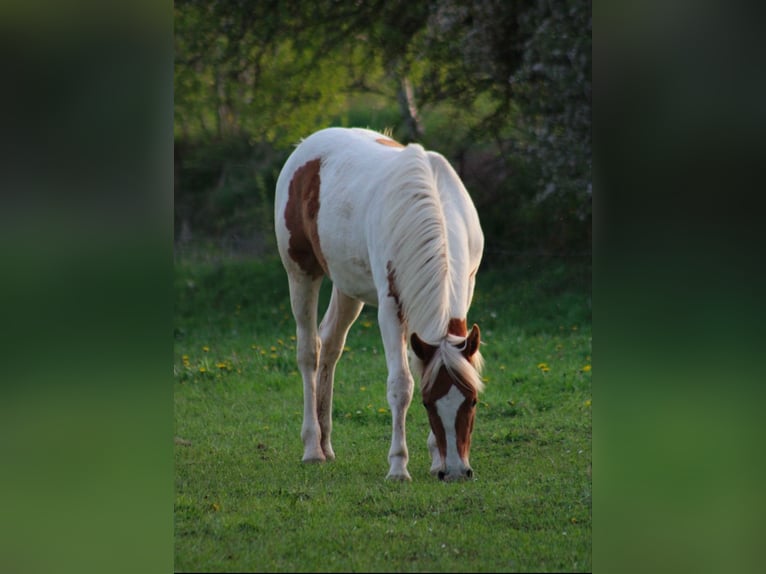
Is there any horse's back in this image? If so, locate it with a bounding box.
[275,127,402,207]
[275,127,482,309]
[275,128,404,303]
[278,127,400,172]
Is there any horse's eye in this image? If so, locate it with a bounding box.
[471,398,478,407]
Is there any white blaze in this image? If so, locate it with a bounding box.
[435,385,466,471]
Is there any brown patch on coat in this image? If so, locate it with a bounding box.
[386,260,405,324]
[375,137,405,148]
[284,159,329,278]
[447,318,467,337]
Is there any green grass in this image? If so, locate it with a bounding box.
[174,255,591,572]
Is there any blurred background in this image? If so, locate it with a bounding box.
[5,2,766,573]
[173,0,592,263]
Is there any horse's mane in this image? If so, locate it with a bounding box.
[412,335,485,395]
[380,143,450,344]
[378,143,484,394]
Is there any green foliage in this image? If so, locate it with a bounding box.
[174,0,592,257]
[174,138,287,257]
[174,0,395,145]
[510,0,592,217]
[174,255,591,571]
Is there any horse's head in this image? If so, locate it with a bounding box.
[411,324,483,482]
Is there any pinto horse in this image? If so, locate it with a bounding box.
[274,127,485,481]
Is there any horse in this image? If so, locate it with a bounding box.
[274,127,485,481]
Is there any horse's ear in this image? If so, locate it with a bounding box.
[411,333,436,364]
[463,324,481,358]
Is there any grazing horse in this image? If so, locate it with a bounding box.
[274,127,485,481]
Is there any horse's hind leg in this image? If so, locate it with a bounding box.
[286,271,325,462]
[317,287,364,460]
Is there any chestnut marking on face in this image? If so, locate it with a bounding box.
[435,385,469,464]
[422,363,478,466]
[284,159,328,277]
[414,324,482,477]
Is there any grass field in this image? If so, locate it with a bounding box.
[174,254,592,572]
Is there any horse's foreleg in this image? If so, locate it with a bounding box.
[378,303,414,481]
[287,272,324,463]
[427,430,443,475]
[317,288,364,461]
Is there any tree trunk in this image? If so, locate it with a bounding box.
[397,76,424,141]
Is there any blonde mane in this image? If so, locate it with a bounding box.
[380,144,451,344]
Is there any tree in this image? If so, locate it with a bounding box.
[174,0,592,255]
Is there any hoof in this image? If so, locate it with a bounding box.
[302,452,326,463]
[385,471,412,482]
